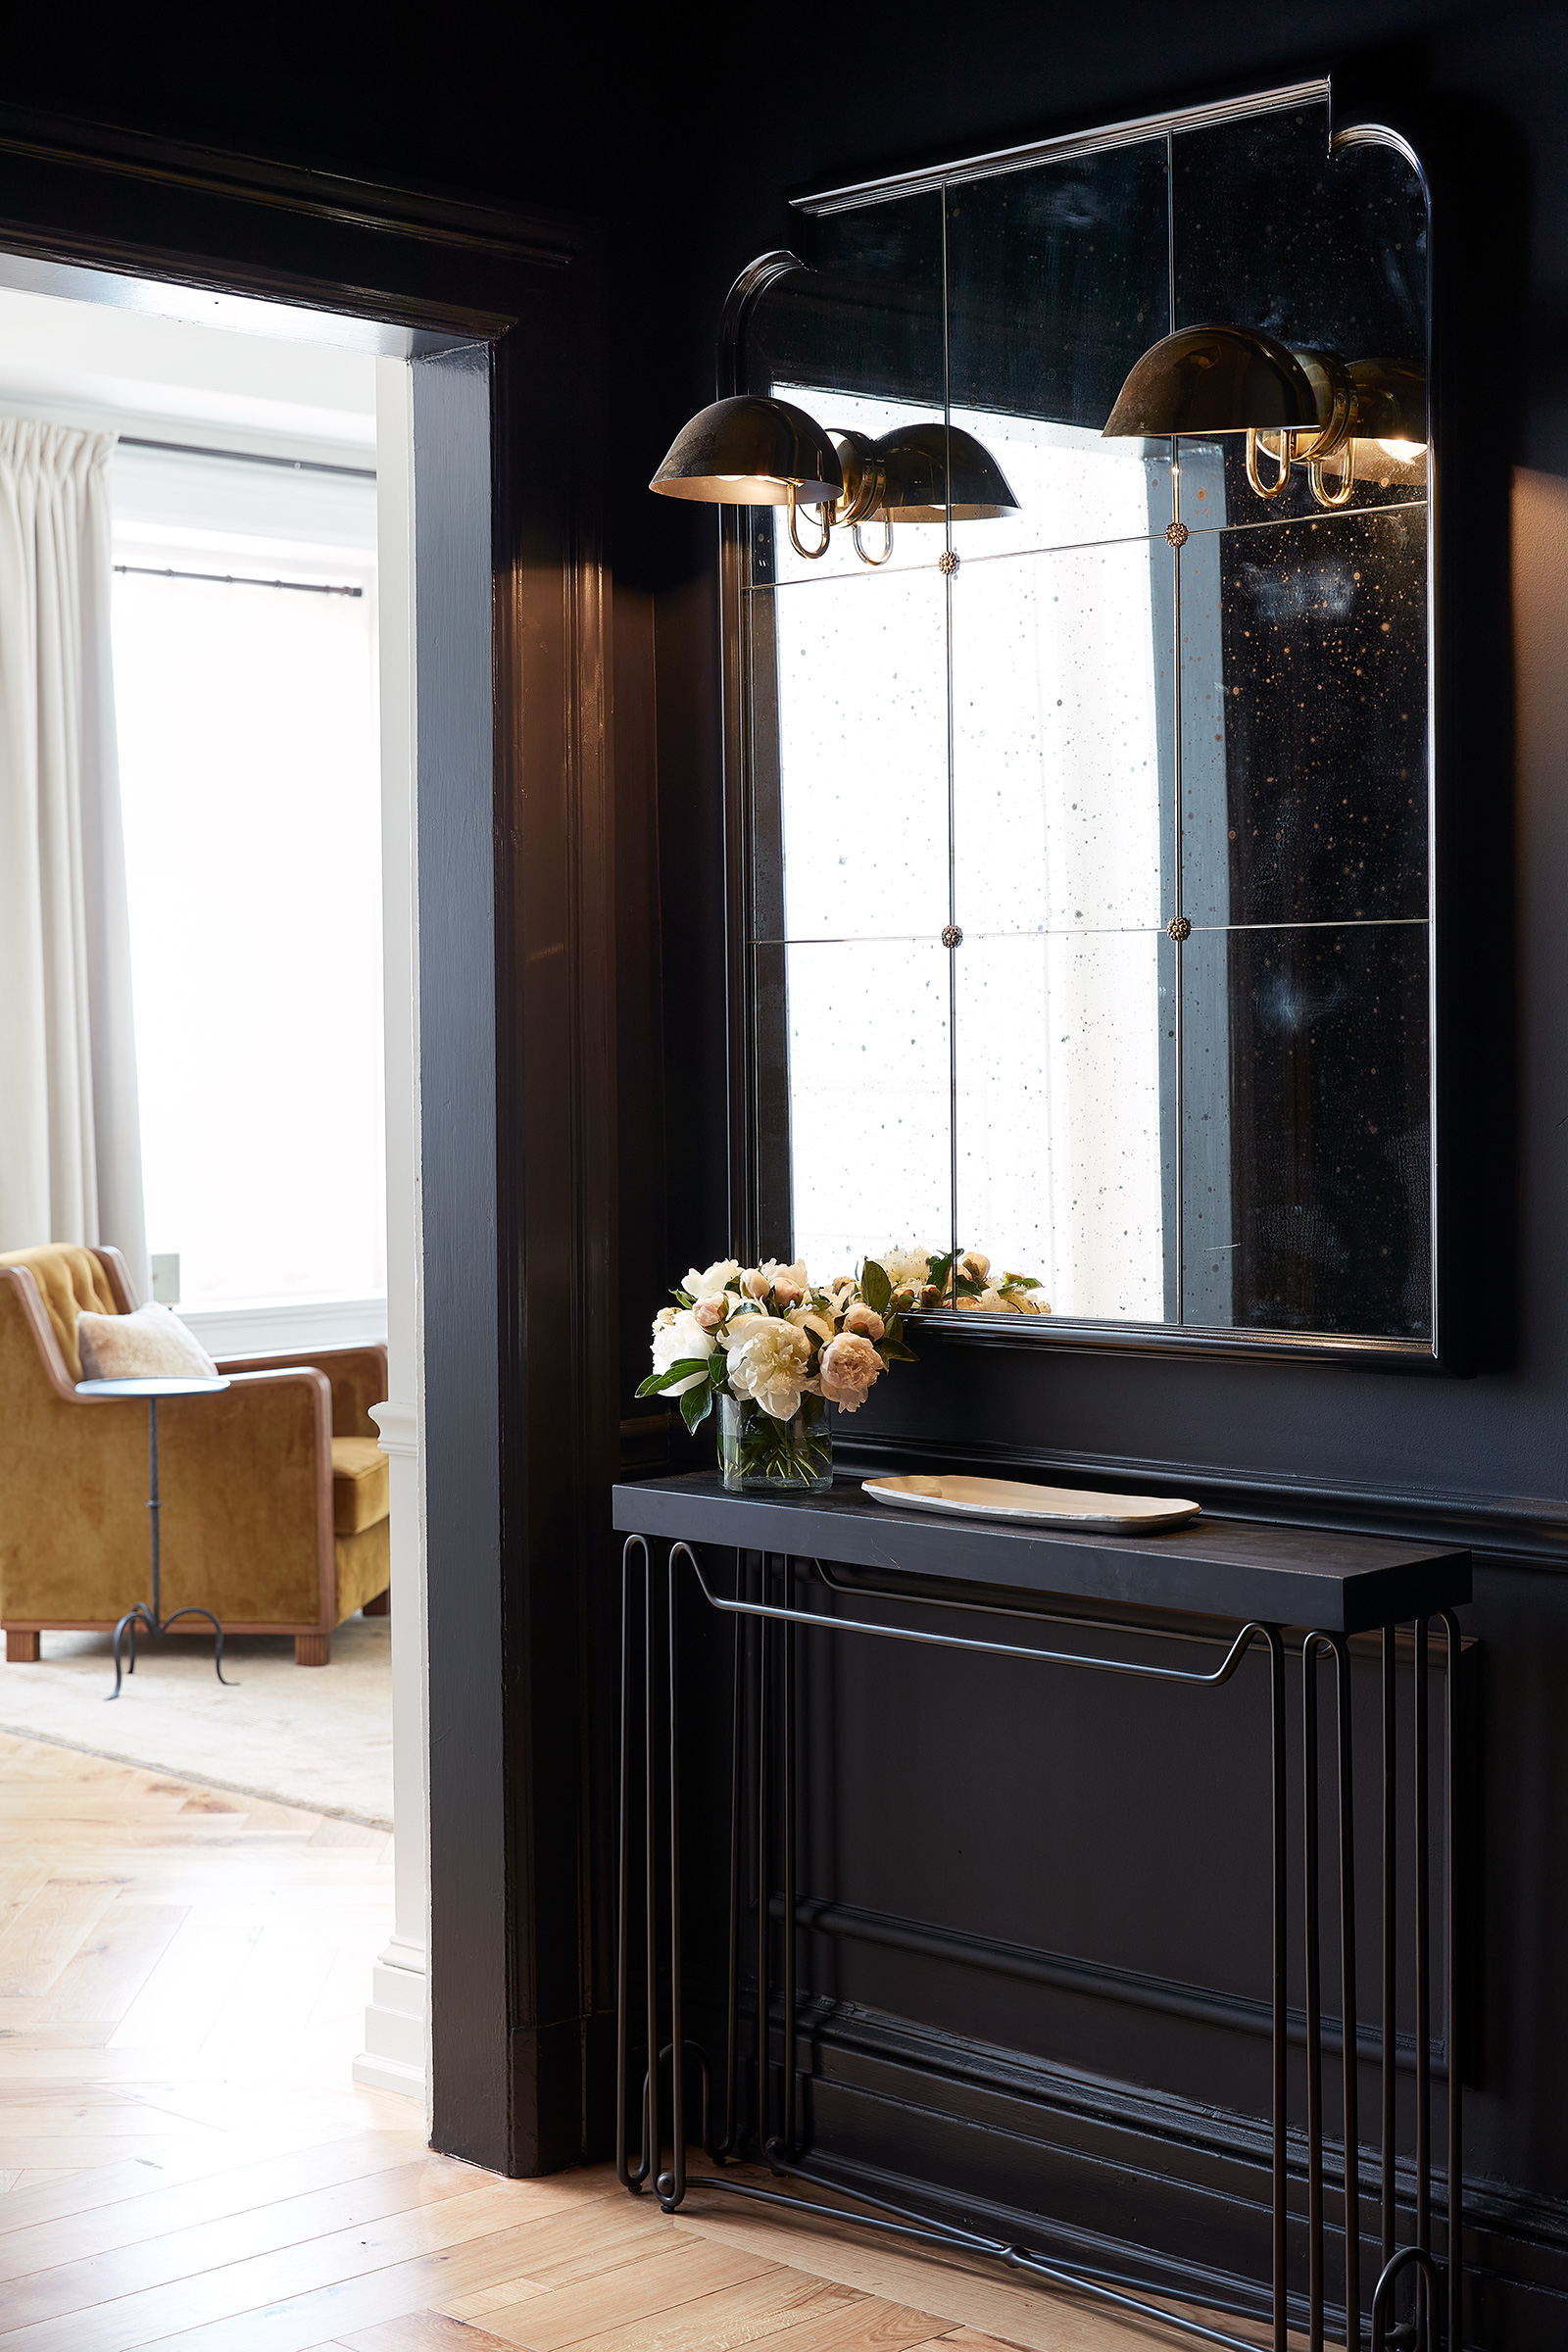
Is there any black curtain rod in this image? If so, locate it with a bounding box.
[115,562,363,598]
[119,433,375,481]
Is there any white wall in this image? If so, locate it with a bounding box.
[357,355,429,2107]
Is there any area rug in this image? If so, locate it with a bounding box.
[0,1612,393,1826]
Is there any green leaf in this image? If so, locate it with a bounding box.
[882,1340,920,1363]
[680,1384,713,1432]
[859,1257,892,1313]
[925,1250,955,1295]
[1003,1271,1042,1290]
[637,1357,711,1395]
[671,1288,695,1307]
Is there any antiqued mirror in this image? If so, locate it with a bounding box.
[725,83,1438,1360]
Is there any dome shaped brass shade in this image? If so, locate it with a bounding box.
[1102,324,1321,437]
[650,395,843,507]
[1346,358,1427,446]
[871,422,1019,520]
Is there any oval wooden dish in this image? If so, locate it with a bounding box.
[862,1473,1201,1533]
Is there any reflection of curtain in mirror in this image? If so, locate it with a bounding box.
[0,420,147,1292]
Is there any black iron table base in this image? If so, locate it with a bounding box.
[612,1478,1469,2352]
[108,1394,230,1700]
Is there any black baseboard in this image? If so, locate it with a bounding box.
[676,1988,1568,2351]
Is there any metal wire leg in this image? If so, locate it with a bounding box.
[1382,1628,1397,2298]
[711,1548,746,2161]
[1331,1635,1361,2349]
[662,1543,686,2209]
[1267,1625,1288,2352]
[616,1536,650,2191]
[777,1575,797,2163]
[1414,1621,1431,2342]
[645,1536,661,2201]
[1305,1635,1326,2352]
[160,1605,232,1687]
[758,1556,771,2160]
[108,1604,153,1700]
[1438,1610,1464,2352]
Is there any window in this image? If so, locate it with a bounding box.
[113,446,384,1310]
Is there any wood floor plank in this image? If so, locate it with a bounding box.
[470,2242,808,2350]
[737,2301,955,2352]
[428,2190,670,2313]
[0,2177,591,2350]
[93,2206,679,2352]
[0,1732,1178,2352]
[107,1917,266,2051]
[0,2155,482,2328]
[24,1906,189,2025]
[0,2132,431,2278]
[663,2198,1172,2352]
[0,1879,124,1998]
[332,2315,525,2349]
[490,2268,859,2352]
[0,2023,121,2051]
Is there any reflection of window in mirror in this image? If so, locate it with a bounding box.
[735,89,1436,1356]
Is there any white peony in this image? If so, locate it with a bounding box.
[842,1299,885,1342]
[877,1246,932,1291]
[818,1332,884,1410]
[684,1257,739,1300]
[726,1315,812,1420]
[651,1307,715,1395]
[786,1305,836,1345]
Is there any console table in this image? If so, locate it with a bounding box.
[613,1472,1471,2352]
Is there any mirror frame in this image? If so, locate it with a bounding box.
[719,78,1462,1371]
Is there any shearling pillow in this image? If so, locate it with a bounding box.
[76,1302,219,1382]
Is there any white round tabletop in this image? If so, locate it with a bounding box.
[75,1377,231,1397]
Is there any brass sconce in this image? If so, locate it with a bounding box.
[1102,324,1425,509]
[651,396,1016,564]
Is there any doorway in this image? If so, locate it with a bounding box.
[0,112,619,2177]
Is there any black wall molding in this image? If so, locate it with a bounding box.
[0,98,581,267]
[837,1429,1568,1572]
[774,1892,1445,2076]
[722,1990,1568,2347]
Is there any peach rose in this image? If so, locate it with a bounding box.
[818,1332,883,1411]
[842,1300,885,1342]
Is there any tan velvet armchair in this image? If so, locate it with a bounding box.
[0,1243,390,1666]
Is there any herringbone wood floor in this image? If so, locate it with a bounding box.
[0,1730,1256,2351]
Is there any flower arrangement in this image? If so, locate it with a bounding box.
[638,1246,1048,1490]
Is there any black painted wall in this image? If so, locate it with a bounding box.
[8,2,1565,2336]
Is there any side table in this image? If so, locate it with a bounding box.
[75,1375,233,1699]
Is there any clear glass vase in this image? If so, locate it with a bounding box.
[716,1391,832,1492]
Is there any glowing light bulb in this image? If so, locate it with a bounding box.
[1378,438,1425,463]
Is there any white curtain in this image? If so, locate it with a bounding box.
[0,418,148,1296]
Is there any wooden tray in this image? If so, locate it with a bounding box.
[862,1472,1200,1533]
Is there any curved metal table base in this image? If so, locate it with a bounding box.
[616,1529,1466,2352]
